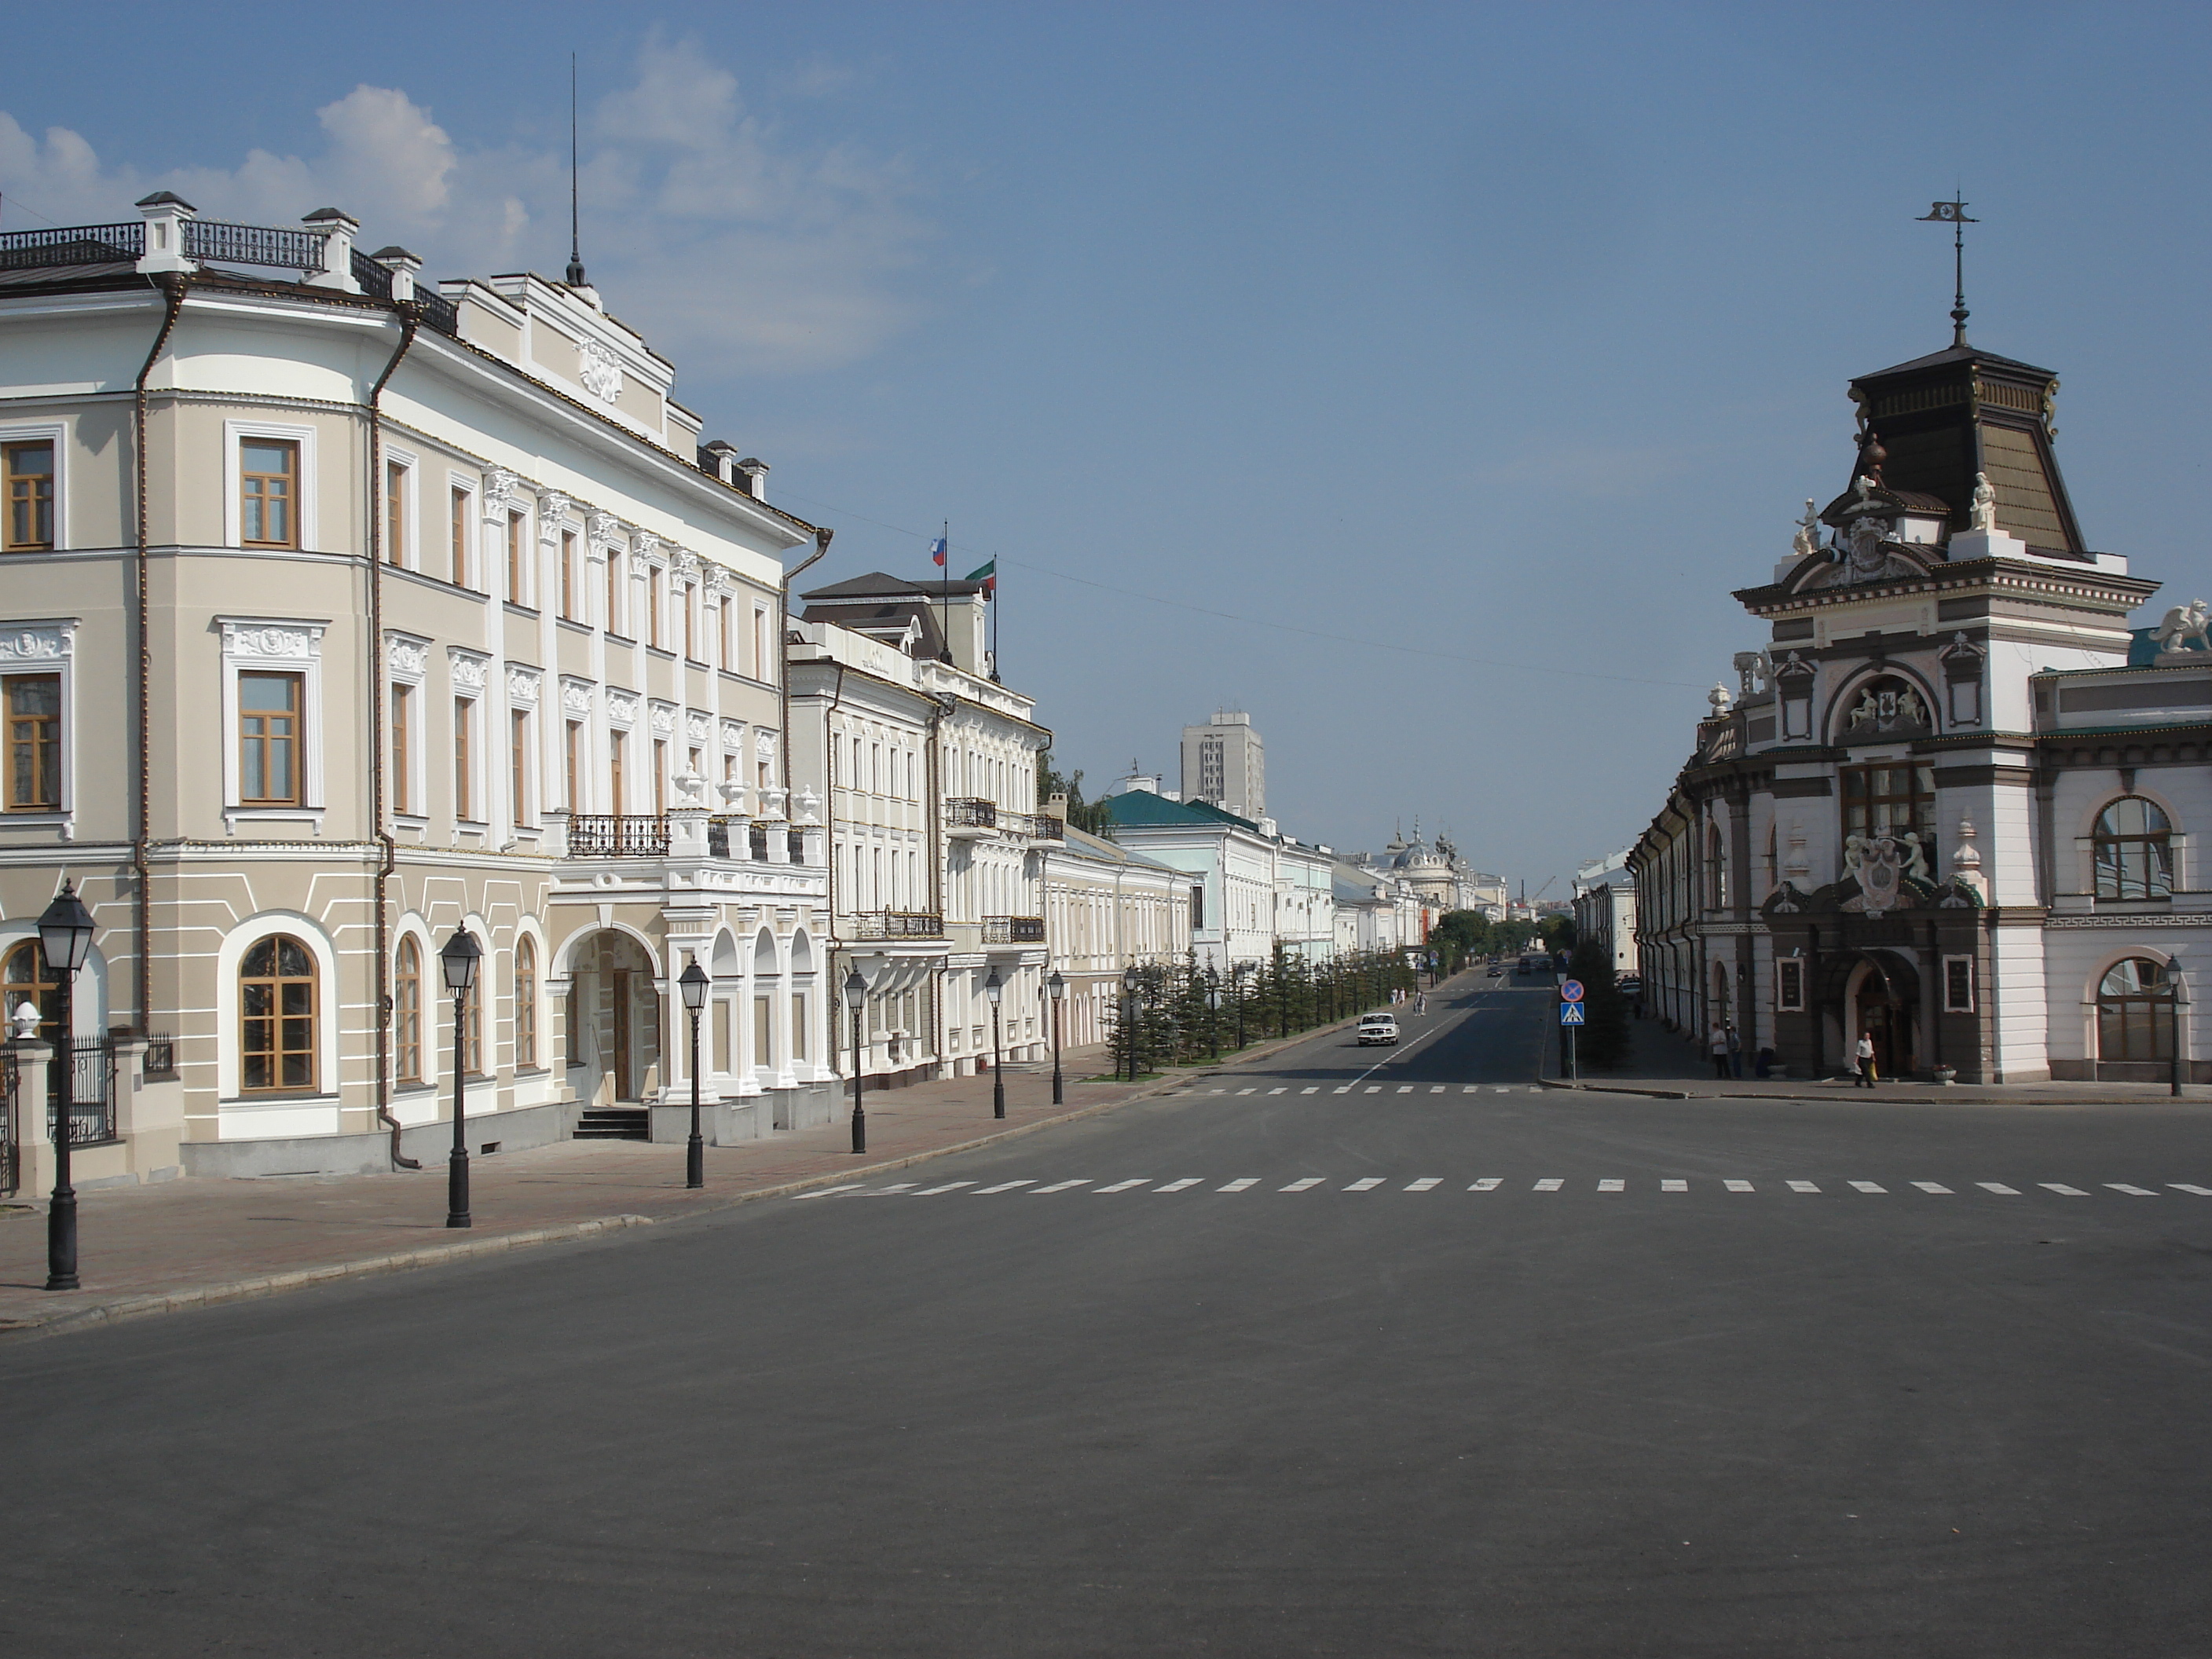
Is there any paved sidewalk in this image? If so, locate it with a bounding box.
[0,1024,1346,1340]
[1547,1011,2212,1106]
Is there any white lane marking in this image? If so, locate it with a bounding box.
[793,1184,866,1201]
[1470,1177,1503,1190]
[1661,1179,1687,1192]
[1850,1181,1887,1193]
[852,1183,919,1196]
[1345,1177,1386,1191]
[1406,1177,1442,1191]
[1236,1088,1257,1096]
[1208,1089,1225,1095]
[1031,1180,1092,1194]
[912,1181,977,1196]
[1301,1086,1319,1094]
[1217,1178,1259,1192]
[1912,1182,1954,1195]
[1724,1180,1755,1192]
[974,1180,1038,1194]
[1463,1086,1478,1093]
[1155,1178,1203,1192]
[1494,1086,1512,1093]
[1396,1086,1414,1094]
[1267,1087,1287,1095]
[1094,1179,1150,1193]
[1280,1177,1326,1192]
[1333,1086,1352,1094]
[1977,1182,2020,1196]
[1533,1178,1565,1192]
[2107,1183,2159,1196]
[2170,1184,2212,1196]
[1430,1085,1446,1094]
[1597,1179,1625,1192]
[1364,1086,1382,1094]
[1786,1181,1820,1193]
[2040,1183,2089,1196]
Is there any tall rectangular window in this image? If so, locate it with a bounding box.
[648,572,662,648]
[606,551,622,634]
[683,584,696,660]
[560,532,577,619]
[654,739,668,815]
[720,598,734,668]
[511,709,531,824]
[449,487,470,586]
[240,672,302,805]
[610,730,625,813]
[3,441,55,552]
[565,720,583,810]
[384,460,406,565]
[1190,883,1205,931]
[753,608,770,679]
[390,684,413,814]
[507,511,528,604]
[240,440,298,548]
[453,699,474,820]
[4,672,60,810]
[791,993,808,1062]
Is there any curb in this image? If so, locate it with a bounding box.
[0,1214,657,1343]
[1536,1077,2212,1108]
[0,1004,1402,1343]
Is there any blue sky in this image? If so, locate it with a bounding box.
[7,3,2207,889]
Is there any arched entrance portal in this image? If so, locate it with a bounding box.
[1841,953,1920,1081]
[568,931,661,1106]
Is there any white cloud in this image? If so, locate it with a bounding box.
[0,36,931,376]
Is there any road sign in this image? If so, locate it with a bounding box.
[1559,979,1585,1003]
[1558,1002,1585,1026]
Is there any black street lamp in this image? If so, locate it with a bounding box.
[2172,971,2190,1099]
[1206,967,1221,1062]
[1122,963,1141,1082]
[1046,969,1066,1105]
[36,880,94,1292]
[984,966,1005,1119]
[679,960,709,1188]
[1232,962,1247,1053]
[844,964,868,1151]
[438,926,482,1229]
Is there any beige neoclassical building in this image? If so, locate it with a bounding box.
[0,194,840,1182]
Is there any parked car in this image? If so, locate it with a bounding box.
[1357,1013,1400,1046]
[1617,974,1643,999]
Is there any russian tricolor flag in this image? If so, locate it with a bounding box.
[929,536,947,567]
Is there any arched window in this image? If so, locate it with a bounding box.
[462,936,485,1076]
[2098,958,2174,1063]
[1705,828,1727,910]
[2,939,62,1041]
[241,935,316,1093]
[394,936,423,1083]
[515,936,537,1069]
[2093,798,2172,899]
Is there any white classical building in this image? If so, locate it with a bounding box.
[0,195,846,1189]
[1573,851,1638,976]
[1627,323,2211,1084]
[1042,816,1192,1049]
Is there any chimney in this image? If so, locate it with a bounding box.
[735,457,769,501]
[135,192,197,276]
[302,207,361,292]
[699,440,741,486]
[1045,792,1069,822]
[370,247,422,302]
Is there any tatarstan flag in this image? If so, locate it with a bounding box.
[966,558,996,596]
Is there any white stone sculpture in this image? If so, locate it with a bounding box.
[1968,471,1998,532]
[1792,500,1822,561]
[1708,681,1733,716]
[669,770,707,808]
[2153,599,2212,655]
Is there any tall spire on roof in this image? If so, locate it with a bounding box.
[1917,196,1978,348]
[566,53,588,289]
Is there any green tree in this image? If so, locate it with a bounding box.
[1566,937,1630,1069]
[1038,758,1114,836]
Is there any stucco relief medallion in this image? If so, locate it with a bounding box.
[225,624,318,661]
[605,690,640,727]
[448,652,489,694]
[386,638,429,679]
[687,712,712,744]
[579,342,623,404]
[561,679,593,717]
[506,665,540,705]
[0,626,70,665]
[650,701,677,738]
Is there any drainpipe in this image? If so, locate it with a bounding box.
[925,694,953,1076]
[132,272,189,1037]
[367,303,422,1167]
[819,660,847,1071]
[776,525,832,821]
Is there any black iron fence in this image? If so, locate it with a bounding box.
[851,911,945,940]
[947,797,998,830]
[982,916,1046,944]
[182,219,324,270]
[569,814,672,858]
[0,222,143,269]
[47,1035,117,1148]
[144,1031,176,1078]
[0,1048,15,1197]
[1012,813,1065,842]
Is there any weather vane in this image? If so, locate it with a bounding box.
[1918,196,1978,347]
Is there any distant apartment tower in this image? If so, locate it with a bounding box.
[1181,709,1265,821]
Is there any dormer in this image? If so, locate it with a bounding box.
[436,271,681,451]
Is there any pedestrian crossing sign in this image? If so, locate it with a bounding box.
[1558,1002,1585,1026]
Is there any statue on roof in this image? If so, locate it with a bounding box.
[1968,471,1998,533]
[1792,499,1822,561]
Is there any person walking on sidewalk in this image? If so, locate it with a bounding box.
[1708,1023,1730,1079]
[1855,1031,1879,1088]
[1726,1024,1743,1079]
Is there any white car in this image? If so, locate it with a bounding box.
[1357,1013,1400,1046]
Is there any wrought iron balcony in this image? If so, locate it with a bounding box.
[982,916,1046,944]
[851,910,947,940]
[947,797,998,830]
[569,814,672,858]
[1012,812,1065,842]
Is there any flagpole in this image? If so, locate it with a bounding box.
[991,559,999,683]
[940,519,950,665]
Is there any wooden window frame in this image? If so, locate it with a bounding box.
[4,439,57,553]
[240,934,317,1094]
[560,532,577,620]
[240,438,301,550]
[384,460,408,566]
[449,486,471,588]
[238,671,306,808]
[507,511,529,606]
[390,683,413,815]
[453,697,476,822]
[515,936,538,1070]
[566,719,584,811]
[4,671,62,811]
[2098,958,2174,1064]
[511,709,532,826]
[394,936,424,1083]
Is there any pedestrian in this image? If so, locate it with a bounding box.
[1708,1023,1729,1079]
[1855,1031,1878,1088]
[1726,1024,1742,1079]
[1755,1045,1774,1079]
[1415,991,1427,1015]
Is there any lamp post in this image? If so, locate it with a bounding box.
[845,964,868,1151]
[1232,962,1247,1053]
[1046,969,1066,1105]
[1207,966,1221,1062]
[2172,970,2190,1099]
[984,966,1005,1119]
[1122,963,1141,1082]
[438,926,481,1230]
[679,960,709,1188]
[36,881,94,1291]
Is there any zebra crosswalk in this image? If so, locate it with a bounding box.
[797,1175,2212,1202]
[1174,1085,1549,1097]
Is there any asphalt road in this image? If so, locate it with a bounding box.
[5,971,2212,1657]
